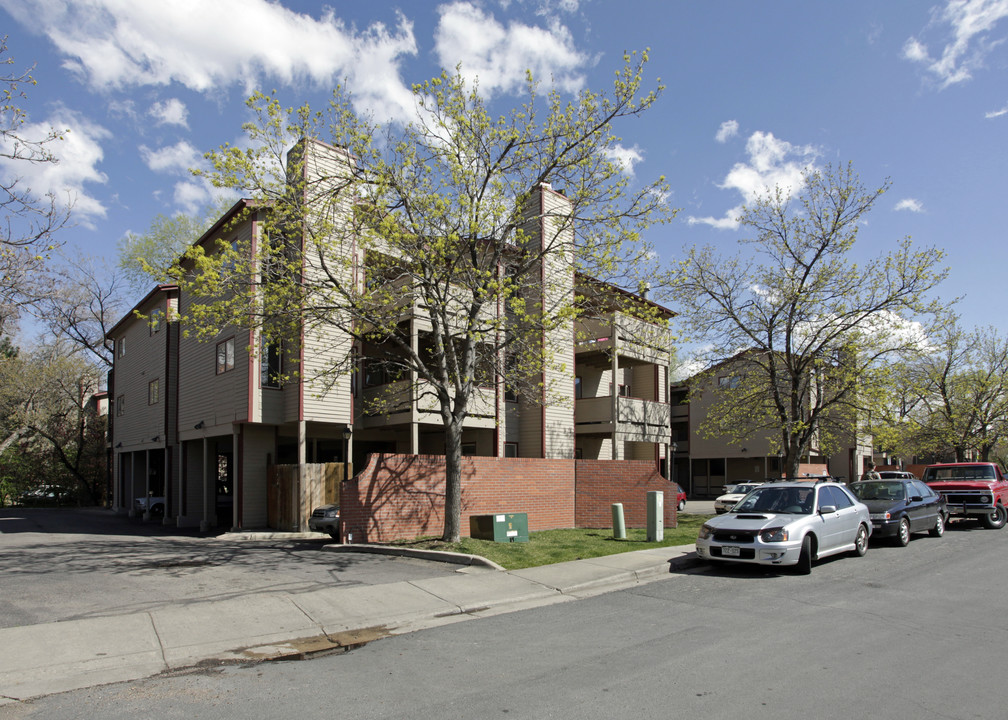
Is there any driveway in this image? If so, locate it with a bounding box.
[0,507,459,629]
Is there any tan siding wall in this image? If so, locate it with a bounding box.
[302,324,353,424]
[241,424,274,527]
[110,295,171,449]
[541,188,575,459]
[177,221,254,435]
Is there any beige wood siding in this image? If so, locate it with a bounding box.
[177,222,254,437]
[242,424,274,527]
[109,293,173,449]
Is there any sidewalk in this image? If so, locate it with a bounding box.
[0,541,699,704]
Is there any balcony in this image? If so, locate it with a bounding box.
[575,395,671,443]
[360,379,495,429]
[576,312,672,367]
[362,276,497,332]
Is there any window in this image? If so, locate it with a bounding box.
[260,339,282,388]
[462,443,477,457]
[148,379,159,405]
[718,375,741,389]
[504,442,518,458]
[574,376,582,399]
[216,338,235,374]
[618,383,631,397]
[149,308,163,335]
[117,337,126,358]
[116,395,125,416]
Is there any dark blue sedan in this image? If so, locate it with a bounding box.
[849,478,948,546]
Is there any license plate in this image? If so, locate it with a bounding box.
[722,546,741,557]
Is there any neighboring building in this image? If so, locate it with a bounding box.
[107,139,676,531]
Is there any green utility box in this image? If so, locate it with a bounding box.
[469,513,529,542]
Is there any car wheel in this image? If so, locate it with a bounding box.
[983,504,1007,529]
[795,535,813,575]
[678,499,686,512]
[327,529,340,541]
[929,513,945,538]
[150,503,165,518]
[854,524,869,556]
[896,517,911,547]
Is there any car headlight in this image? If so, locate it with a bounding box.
[760,527,789,543]
[324,509,339,518]
[698,523,714,540]
[981,495,991,504]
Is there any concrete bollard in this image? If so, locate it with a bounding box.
[611,503,626,540]
[647,490,664,542]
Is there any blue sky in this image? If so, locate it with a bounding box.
[2,0,1006,336]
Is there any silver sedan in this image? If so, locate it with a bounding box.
[696,481,871,574]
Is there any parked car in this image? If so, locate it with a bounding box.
[921,462,1008,529]
[672,482,687,511]
[721,479,757,495]
[309,504,341,539]
[134,496,165,517]
[695,480,871,574]
[714,482,764,514]
[849,478,947,545]
[878,470,917,480]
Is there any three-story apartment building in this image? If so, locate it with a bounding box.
[107,139,676,531]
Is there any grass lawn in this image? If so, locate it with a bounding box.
[393,513,712,570]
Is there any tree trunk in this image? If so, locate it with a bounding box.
[442,419,463,542]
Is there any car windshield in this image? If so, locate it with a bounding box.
[851,481,904,501]
[732,484,758,494]
[732,485,814,514]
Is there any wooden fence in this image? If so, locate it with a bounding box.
[267,462,349,531]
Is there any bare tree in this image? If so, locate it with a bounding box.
[879,320,1008,462]
[1,37,70,335]
[671,163,948,478]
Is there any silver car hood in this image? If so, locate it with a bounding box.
[708,512,801,530]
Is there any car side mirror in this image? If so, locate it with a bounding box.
[819,505,837,514]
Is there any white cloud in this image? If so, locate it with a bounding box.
[903,0,1008,88]
[985,101,1008,117]
[688,131,818,230]
[0,109,110,225]
[140,141,203,174]
[3,0,420,124]
[149,98,189,128]
[138,141,224,213]
[715,120,739,143]
[434,1,587,97]
[895,198,925,212]
[605,144,644,176]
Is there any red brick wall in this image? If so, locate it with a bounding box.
[339,454,575,543]
[574,459,677,529]
[339,454,677,543]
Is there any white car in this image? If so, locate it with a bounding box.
[714,482,764,513]
[134,496,165,517]
[696,481,872,574]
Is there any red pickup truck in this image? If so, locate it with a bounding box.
[921,462,1008,529]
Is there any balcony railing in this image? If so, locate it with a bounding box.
[576,312,672,365]
[361,379,495,427]
[575,395,671,442]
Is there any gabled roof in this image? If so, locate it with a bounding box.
[105,284,179,340]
